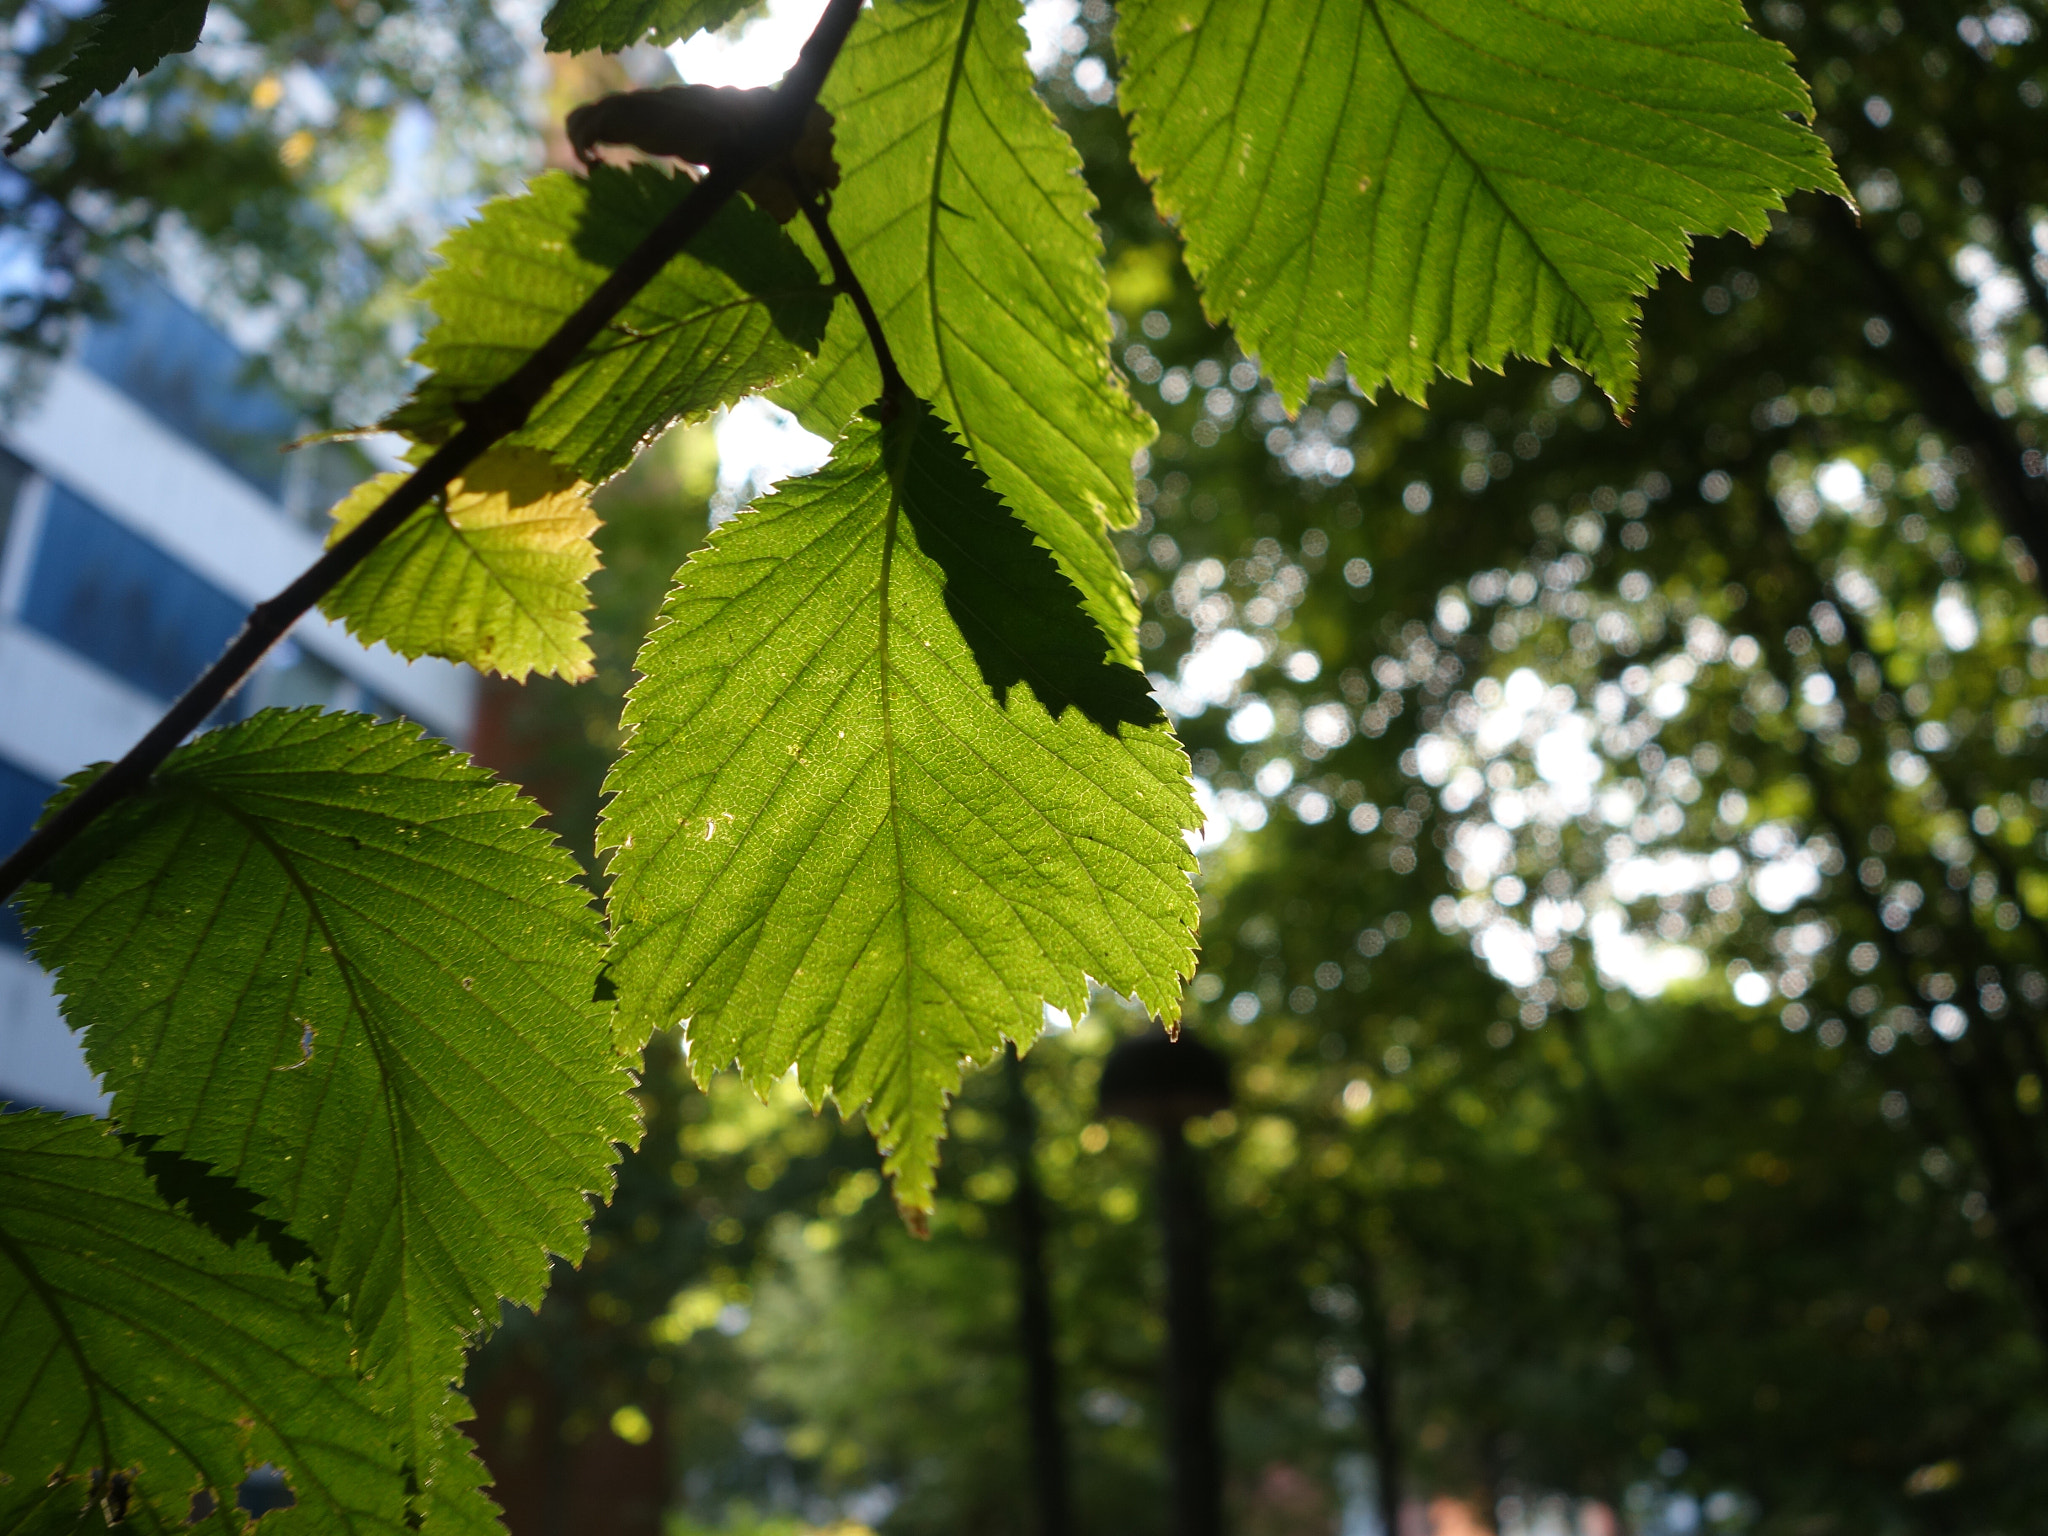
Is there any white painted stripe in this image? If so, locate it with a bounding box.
[0,622,161,783]
[0,475,48,622]
[1,361,475,735]
[0,945,104,1117]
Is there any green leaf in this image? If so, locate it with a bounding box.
[21,710,638,1530]
[0,1113,406,1534]
[542,0,750,53]
[119,1132,315,1279]
[321,449,602,683]
[5,0,208,155]
[1116,0,1847,409]
[385,165,831,485]
[770,0,1152,664]
[601,403,1198,1215]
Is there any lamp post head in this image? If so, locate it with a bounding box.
[1097,1025,1232,1130]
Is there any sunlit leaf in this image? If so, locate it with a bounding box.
[385,165,830,484]
[771,0,1151,663]
[602,403,1198,1215]
[322,449,602,683]
[0,1113,406,1535]
[1117,0,1847,408]
[22,711,638,1531]
[542,0,750,54]
[5,0,208,154]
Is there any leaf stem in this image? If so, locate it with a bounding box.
[800,191,910,414]
[0,0,867,907]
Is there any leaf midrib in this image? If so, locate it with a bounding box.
[876,423,922,1135]
[1361,0,1617,365]
[923,0,979,462]
[197,791,416,1325]
[194,781,554,1487]
[0,1220,113,1477]
[914,0,1134,523]
[436,497,580,653]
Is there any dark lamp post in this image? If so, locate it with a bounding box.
[1098,1027,1231,1536]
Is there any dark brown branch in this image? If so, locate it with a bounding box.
[0,0,866,907]
[1817,588,2048,1105]
[1003,1046,1073,1536]
[1800,747,2048,1337]
[1348,1221,1403,1536]
[797,190,908,412]
[1745,473,2048,1337]
[2000,203,2048,351]
[1816,200,2048,588]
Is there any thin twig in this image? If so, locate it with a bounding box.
[799,190,909,412]
[0,0,866,906]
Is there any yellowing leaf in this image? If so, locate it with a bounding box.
[322,448,601,682]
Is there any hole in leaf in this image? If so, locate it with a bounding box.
[90,1467,136,1524]
[237,1465,296,1519]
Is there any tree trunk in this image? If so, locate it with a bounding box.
[1005,1047,1073,1536]
[1157,1123,1223,1536]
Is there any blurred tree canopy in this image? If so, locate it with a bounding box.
[11,0,2048,1533]
[473,5,2048,1532]
[0,0,540,415]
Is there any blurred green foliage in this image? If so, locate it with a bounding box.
[415,3,2048,1533]
[1,0,535,417]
